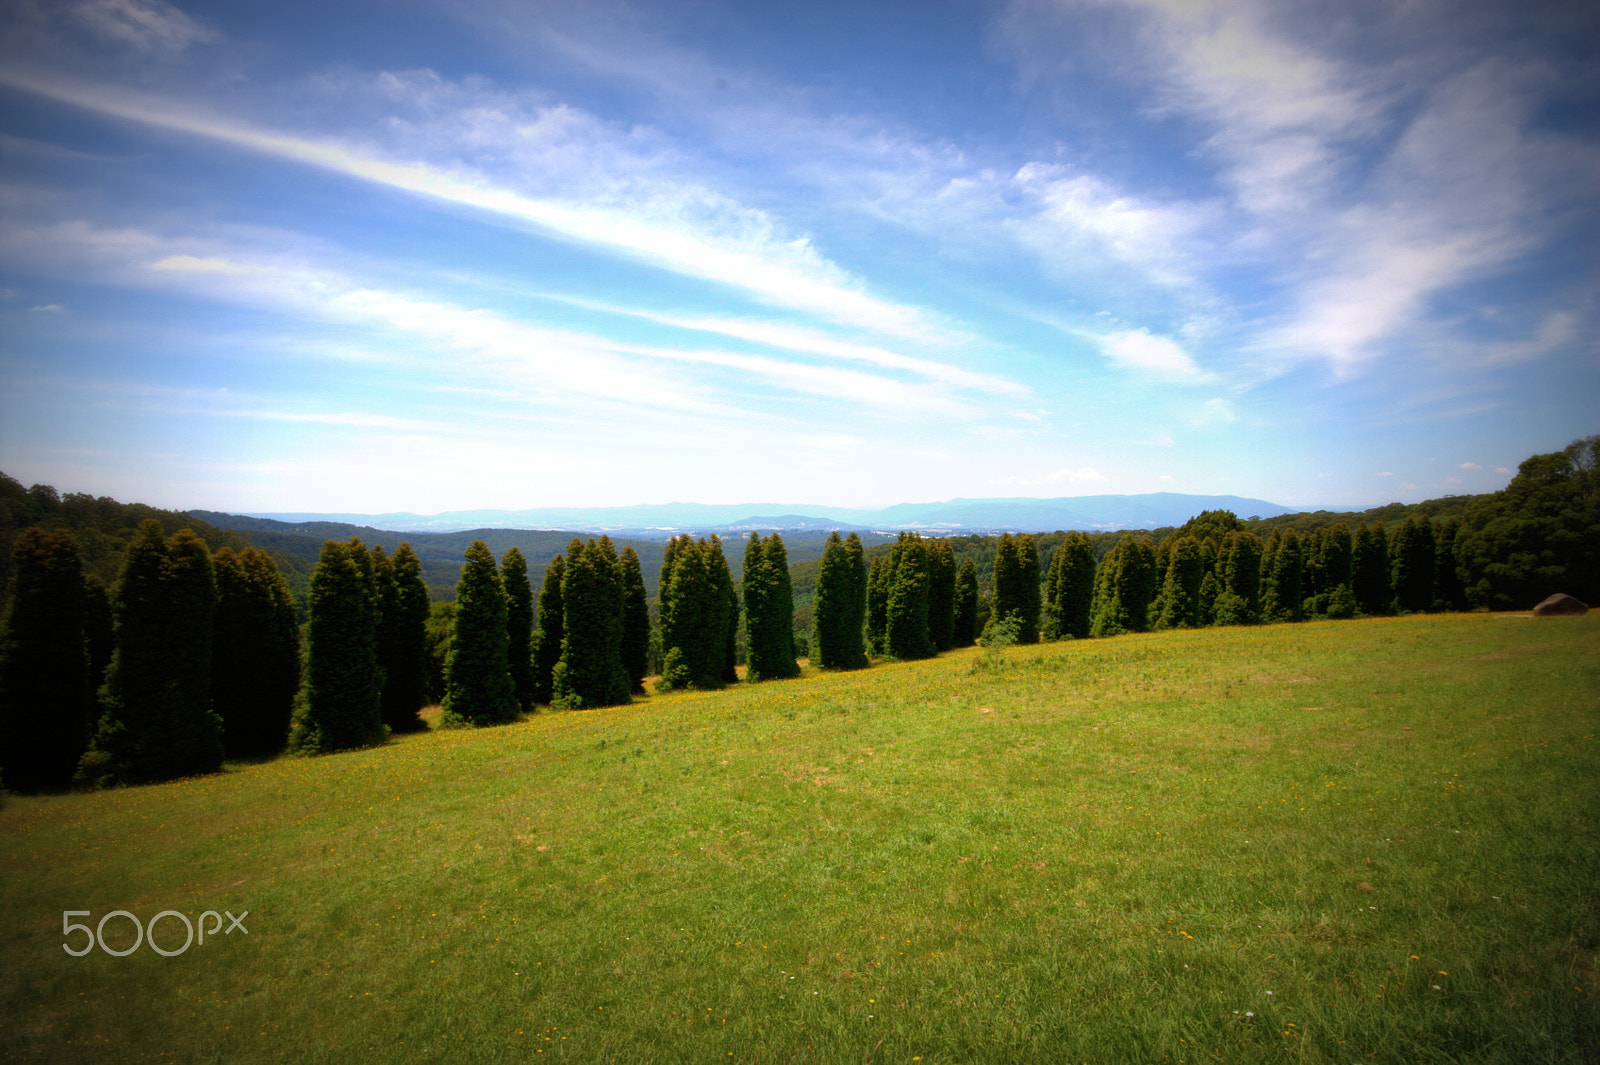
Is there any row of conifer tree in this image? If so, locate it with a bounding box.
[0,485,1575,790]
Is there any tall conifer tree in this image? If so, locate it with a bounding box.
[813,531,868,669]
[618,545,651,693]
[1390,517,1436,614]
[1154,536,1206,629]
[378,543,430,732]
[500,547,536,711]
[1043,532,1095,639]
[83,523,224,783]
[744,533,799,681]
[710,536,740,685]
[530,553,565,706]
[926,538,957,651]
[1089,537,1158,636]
[212,546,299,757]
[865,554,891,657]
[552,538,630,709]
[288,539,385,754]
[0,528,94,790]
[885,532,935,660]
[952,557,980,648]
[1352,523,1392,616]
[442,541,519,726]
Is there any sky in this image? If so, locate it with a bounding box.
[1,0,1596,515]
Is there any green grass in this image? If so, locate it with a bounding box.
[3,612,1597,1064]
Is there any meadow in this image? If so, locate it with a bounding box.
[1,612,1596,1064]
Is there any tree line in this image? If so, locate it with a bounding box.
[2,435,1592,788]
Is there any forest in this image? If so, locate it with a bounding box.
[0,434,1594,792]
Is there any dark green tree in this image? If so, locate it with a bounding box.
[0,528,94,790]
[1213,530,1264,626]
[1089,537,1158,636]
[83,523,224,783]
[1389,516,1436,614]
[1307,525,1354,617]
[1154,536,1206,629]
[211,546,299,758]
[1432,518,1469,612]
[287,539,385,754]
[1042,532,1096,640]
[500,547,536,712]
[1352,523,1392,616]
[926,538,957,652]
[530,552,565,706]
[378,544,429,732]
[658,536,725,691]
[952,557,980,647]
[865,554,891,657]
[618,545,651,693]
[1260,530,1304,623]
[991,533,1042,643]
[442,540,518,726]
[812,531,868,669]
[552,538,630,709]
[83,571,113,695]
[744,533,799,682]
[710,536,740,684]
[886,532,935,660]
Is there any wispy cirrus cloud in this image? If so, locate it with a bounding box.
[0,66,949,343]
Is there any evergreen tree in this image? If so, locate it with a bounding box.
[500,547,536,712]
[990,533,1041,643]
[1310,525,1354,617]
[926,538,957,652]
[1432,518,1468,612]
[886,532,935,660]
[844,532,870,654]
[1390,516,1436,614]
[287,539,385,754]
[813,531,868,669]
[744,533,799,682]
[442,540,518,726]
[1213,530,1263,626]
[552,538,630,709]
[1352,523,1392,616]
[83,571,113,695]
[211,546,299,758]
[1044,532,1096,640]
[618,545,651,693]
[952,557,980,647]
[1154,536,1206,629]
[658,536,725,691]
[1260,530,1304,623]
[710,536,740,684]
[0,528,94,790]
[378,543,430,732]
[83,523,224,783]
[865,553,891,657]
[1089,537,1157,636]
[530,553,565,706]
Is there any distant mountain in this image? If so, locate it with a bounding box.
[241,493,1301,537]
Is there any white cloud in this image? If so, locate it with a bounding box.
[1096,328,1205,378]
[73,0,212,54]
[0,67,952,343]
[1457,461,1481,470]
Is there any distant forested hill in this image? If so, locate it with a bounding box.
[0,475,284,617]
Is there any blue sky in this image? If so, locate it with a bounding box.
[1,0,1595,514]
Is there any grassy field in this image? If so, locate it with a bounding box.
[2,612,1596,1064]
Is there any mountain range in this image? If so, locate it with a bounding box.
[242,493,1322,537]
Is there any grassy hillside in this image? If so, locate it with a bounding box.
[2,612,1596,1063]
